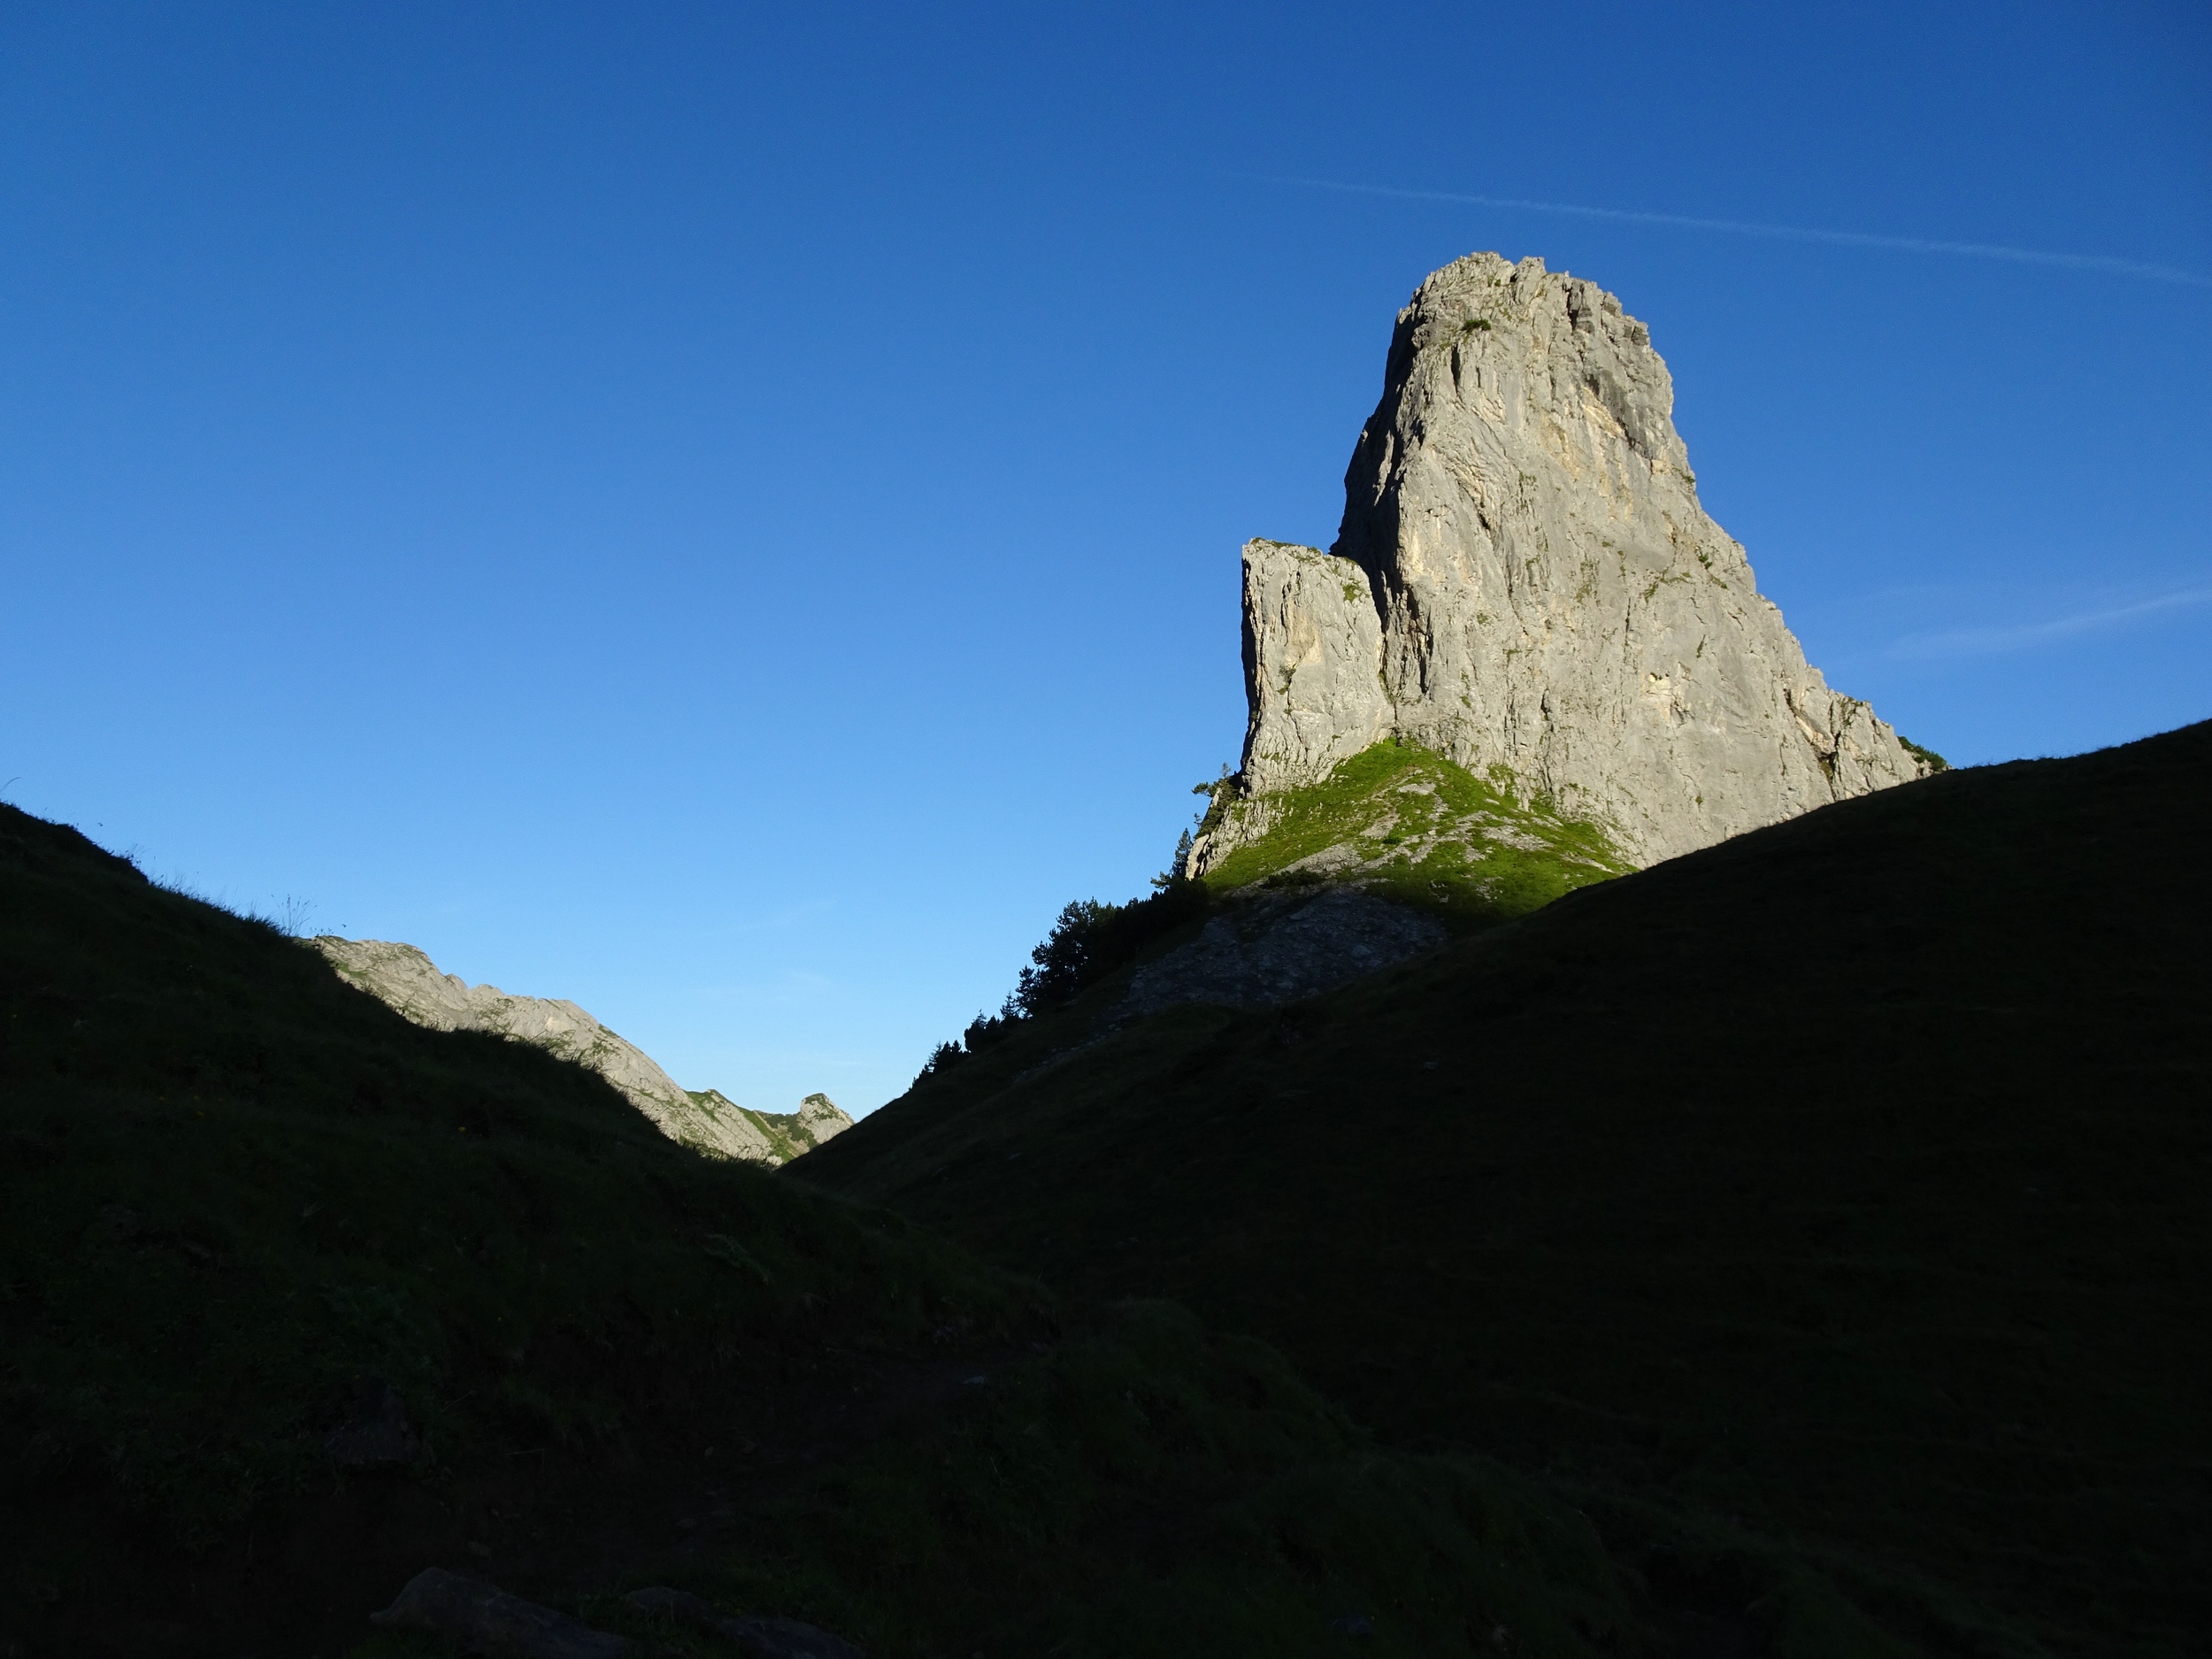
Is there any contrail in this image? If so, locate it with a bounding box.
[1240,174,2212,289]
[1892,584,2212,659]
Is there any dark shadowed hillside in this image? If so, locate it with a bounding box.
[797,719,2212,1656]
[2,802,1680,1659]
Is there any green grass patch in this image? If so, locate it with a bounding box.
[1200,740,1631,923]
[1897,734,1949,772]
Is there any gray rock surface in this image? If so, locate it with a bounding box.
[1237,540,1394,793]
[371,1569,632,1659]
[626,1586,866,1658]
[794,1090,855,1148]
[689,1088,856,1161]
[1118,887,1448,1018]
[314,937,786,1164]
[1202,253,1932,873]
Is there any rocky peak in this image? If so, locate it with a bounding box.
[1201,252,1932,875]
[688,1087,857,1161]
[795,1091,855,1146]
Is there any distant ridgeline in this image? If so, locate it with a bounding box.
[314,937,849,1164]
[925,250,1943,1078]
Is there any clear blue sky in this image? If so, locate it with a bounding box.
[4,2,2206,1115]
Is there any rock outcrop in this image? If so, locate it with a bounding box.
[1118,887,1448,1018]
[1197,253,1932,875]
[687,1087,856,1162]
[792,1090,856,1148]
[314,937,849,1164]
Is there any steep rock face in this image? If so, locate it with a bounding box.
[1236,541,1394,793]
[1201,253,1929,872]
[315,937,799,1164]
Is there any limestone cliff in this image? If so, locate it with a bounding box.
[1196,252,1931,874]
[687,1087,856,1162]
[313,937,850,1164]
[792,1090,856,1148]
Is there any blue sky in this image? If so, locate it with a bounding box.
[4,1,2206,1114]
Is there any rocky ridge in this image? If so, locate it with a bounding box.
[1194,252,1934,877]
[312,937,849,1164]
[687,1088,856,1163]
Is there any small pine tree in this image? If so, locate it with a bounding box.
[914,1041,964,1084]
[1155,829,1194,891]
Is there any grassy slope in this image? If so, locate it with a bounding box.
[603,1301,1642,1659]
[797,719,2212,1656]
[0,804,1645,1659]
[1199,739,1632,920]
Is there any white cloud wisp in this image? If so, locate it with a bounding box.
[1243,175,2212,289]
[1891,584,2212,659]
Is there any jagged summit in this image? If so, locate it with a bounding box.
[1196,252,1932,874]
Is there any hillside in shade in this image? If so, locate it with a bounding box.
[0,797,1686,1659]
[800,717,2212,1656]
